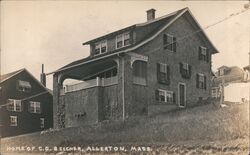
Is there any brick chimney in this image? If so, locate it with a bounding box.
[40,64,46,87]
[146,8,156,21]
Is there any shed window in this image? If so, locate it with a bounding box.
[17,80,31,92]
[40,118,45,128]
[7,99,22,112]
[10,116,17,126]
[29,101,41,113]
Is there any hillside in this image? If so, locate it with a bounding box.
[1,101,249,155]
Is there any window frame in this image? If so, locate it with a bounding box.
[94,40,107,55]
[29,101,41,114]
[10,116,17,126]
[7,99,22,112]
[157,63,170,85]
[197,73,207,89]
[40,118,45,129]
[157,89,174,104]
[116,32,130,49]
[163,33,176,52]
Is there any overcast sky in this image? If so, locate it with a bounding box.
[1,1,250,89]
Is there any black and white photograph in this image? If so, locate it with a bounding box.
[0,1,250,155]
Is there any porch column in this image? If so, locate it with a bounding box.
[116,54,133,120]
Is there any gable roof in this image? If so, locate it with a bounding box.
[0,68,52,95]
[0,69,24,82]
[48,7,219,75]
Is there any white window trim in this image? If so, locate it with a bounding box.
[158,89,174,103]
[10,116,17,126]
[7,99,22,112]
[94,40,107,55]
[29,101,41,114]
[40,118,45,128]
[116,32,130,49]
[178,82,186,108]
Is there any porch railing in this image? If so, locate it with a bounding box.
[60,76,118,95]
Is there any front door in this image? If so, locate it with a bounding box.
[178,83,186,107]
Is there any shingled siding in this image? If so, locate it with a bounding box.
[133,12,212,109]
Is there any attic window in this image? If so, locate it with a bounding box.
[116,32,130,49]
[17,80,31,92]
[163,34,176,52]
[94,40,107,55]
[198,46,209,62]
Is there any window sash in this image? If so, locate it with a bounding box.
[158,89,173,103]
[40,118,45,128]
[7,99,22,112]
[10,116,17,126]
[29,101,41,113]
[116,32,130,49]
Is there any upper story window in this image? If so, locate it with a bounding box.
[116,32,130,49]
[10,116,17,126]
[196,73,207,89]
[198,46,209,62]
[7,99,22,112]
[155,89,175,104]
[157,63,170,85]
[94,40,107,55]
[179,62,192,79]
[163,34,176,52]
[29,101,41,114]
[17,80,31,92]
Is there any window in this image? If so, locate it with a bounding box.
[163,34,176,52]
[29,101,41,113]
[196,73,207,89]
[155,89,175,104]
[211,87,220,98]
[17,80,31,92]
[10,116,17,126]
[116,32,130,49]
[6,99,22,112]
[40,118,45,128]
[133,61,147,85]
[179,62,192,79]
[198,46,209,62]
[94,40,107,55]
[157,63,170,85]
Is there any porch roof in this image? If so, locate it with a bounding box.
[58,57,117,81]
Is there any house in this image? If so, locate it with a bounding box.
[51,8,218,129]
[211,66,246,100]
[0,67,53,137]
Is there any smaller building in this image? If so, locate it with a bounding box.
[0,68,53,137]
[243,65,250,82]
[211,65,247,101]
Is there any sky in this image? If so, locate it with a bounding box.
[1,1,250,89]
